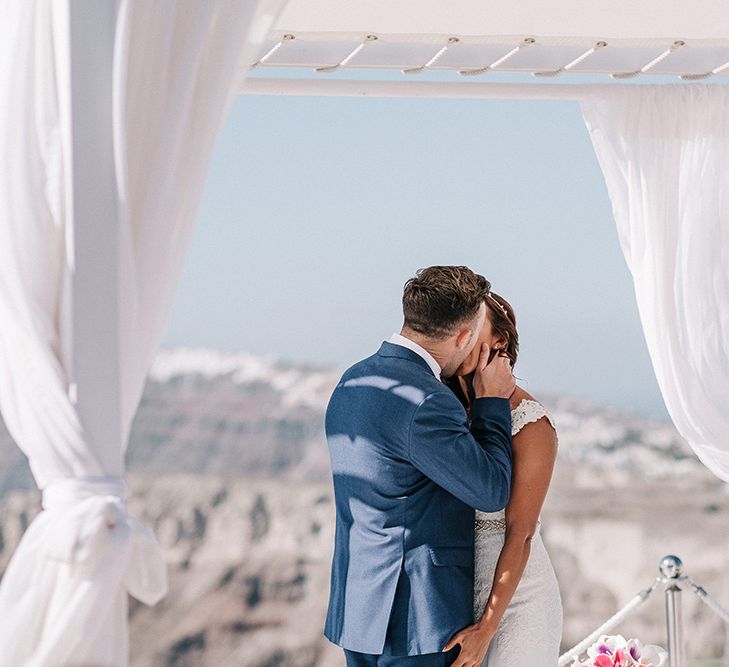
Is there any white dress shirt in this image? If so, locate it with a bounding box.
[388,333,442,380]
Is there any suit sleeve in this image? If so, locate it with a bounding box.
[408,390,513,512]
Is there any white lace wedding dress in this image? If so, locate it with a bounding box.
[473,399,563,666]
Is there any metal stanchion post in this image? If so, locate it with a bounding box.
[559,555,729,666]
[660,555,684,667]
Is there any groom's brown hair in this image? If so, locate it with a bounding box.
[402,266,491,339]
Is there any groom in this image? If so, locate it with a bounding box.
[324,266,515,666]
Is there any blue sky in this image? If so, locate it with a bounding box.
[162,72,669,420]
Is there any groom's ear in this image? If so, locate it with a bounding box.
[454,326,473,350]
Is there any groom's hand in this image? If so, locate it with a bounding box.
[473,343,515,399]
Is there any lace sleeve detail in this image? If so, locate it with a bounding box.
[511,399,557,437]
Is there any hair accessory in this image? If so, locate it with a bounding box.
[486,292,509,318]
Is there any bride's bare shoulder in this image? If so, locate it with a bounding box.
[509,387,558,442]
[509,386,536,412]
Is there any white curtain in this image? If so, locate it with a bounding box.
[581,85,729,483]
[0,1,285,665]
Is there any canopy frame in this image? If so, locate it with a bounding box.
[238,77,714,101]
[248,33,729,81]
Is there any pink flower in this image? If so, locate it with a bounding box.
[594,648,633,667]
[614,649,631,667]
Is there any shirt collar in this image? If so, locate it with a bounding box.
[388,333,442,379]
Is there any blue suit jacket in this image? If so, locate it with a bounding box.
[323,341,513,655]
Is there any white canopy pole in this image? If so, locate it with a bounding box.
[66,0,128,649]
[68,0,123,467]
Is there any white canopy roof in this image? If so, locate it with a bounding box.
[251,0,729,79]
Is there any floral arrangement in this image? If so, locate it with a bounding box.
[571,635,668,667]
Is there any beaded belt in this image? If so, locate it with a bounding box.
[475,517,506,533]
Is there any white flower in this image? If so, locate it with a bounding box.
[626,639,643,663]
[624,638,668,666]
[635,644,668,666]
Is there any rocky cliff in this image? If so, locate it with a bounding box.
[1,348,727,666]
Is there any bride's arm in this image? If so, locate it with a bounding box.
[443,416,557,665]
[478,417,557,629]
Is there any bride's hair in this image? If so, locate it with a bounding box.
[485,292,519,368]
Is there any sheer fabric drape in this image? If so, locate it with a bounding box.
[0,1,285,664]
[582,85,729,483]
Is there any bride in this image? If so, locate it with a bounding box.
[443,291,563,666]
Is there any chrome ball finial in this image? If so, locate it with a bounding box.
[659,555,684,579]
